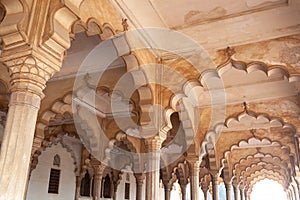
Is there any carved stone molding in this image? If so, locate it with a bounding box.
[144,136,163,152]
[1,55,60,98]
[134,173,146,185]
[30,133,82,174]
[90,157,106,176]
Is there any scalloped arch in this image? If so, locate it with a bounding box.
[229,146,294,181]
[218,60,300,84]
[240,162,289,184]
[232,153,289,180]
[246,169,288,190]
[103,132,140,172]
[31,134,79,174]
[247,173,287,196]
[243,166,288,187]
[219,111,297,167]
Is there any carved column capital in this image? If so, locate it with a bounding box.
[161,177,173,192]
[3,55,60,98]
[134,173,145,185]
[232,181,239,188]
[144,136,162,152]
[209,169,220,177]
[187,157,200,176]
[90,158,106,176]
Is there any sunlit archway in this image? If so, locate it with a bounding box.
[250,179,287,200]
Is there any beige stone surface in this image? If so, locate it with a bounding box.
[0,0,299,199]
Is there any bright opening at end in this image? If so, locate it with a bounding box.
[250,179,287,200]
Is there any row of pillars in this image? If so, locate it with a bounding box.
[0,63,299,200]
[87,165,251,200]
[286,180,300,200]
[0,68,218,200]
[0,80,199,200]
[211,173,248,200]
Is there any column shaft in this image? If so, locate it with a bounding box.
[93,174,102,200]
[0,91,41,200]
[190,161,200,200]
[181,184,187,200]
[145,138,161,200]
[233,185,239,200]
[75,176,81,200]
[292,183,299,200]
[145,158,160,200]
[244,189,247,200]
[240,188,244,200]
[225,182,232,200]
[212,174,219,200]
[203,189,208,200]
[164,187,171,200]
[135,173,145,200]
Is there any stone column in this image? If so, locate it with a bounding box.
[188,159,200,200]
[225,182,232,200]
[295,171,300,199]
[111,170,121,200]
[244,189,248,200]
[288,188,293,200]
[135,173,145,200]
[203,188,208,200]
[286,189,291,200]
[211,172,219,200]
[92,161,106,200]
[181,184,187,200]
[239,187,244,200]
[75,175,81,200]
[288,190,291,200]
[290,186,296,200]
[0,91,42,200]
[164,184,171,200]
[0,58,50,199]
[201,182,209,200]
[232,184,239,200]
[291,178,299,200]
[145,137,162,200]
[112,184,117,200]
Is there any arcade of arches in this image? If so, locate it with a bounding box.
[0,0,300,200]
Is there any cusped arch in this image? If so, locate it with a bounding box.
[226,138,295,172]
[236,150,293,171]
[173,161,190,186]
[219,111,297,167]
[241,162,289,183]
[246,169,288,190]
[218,60,300,84]
[243,165,289,187]
[31,133,79,174]
[247,173,287,197]
[103,132,140,172]
[232,153,290,182]
[35,92,73,140]
[42,0,123,61]
[199,59,300,159]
